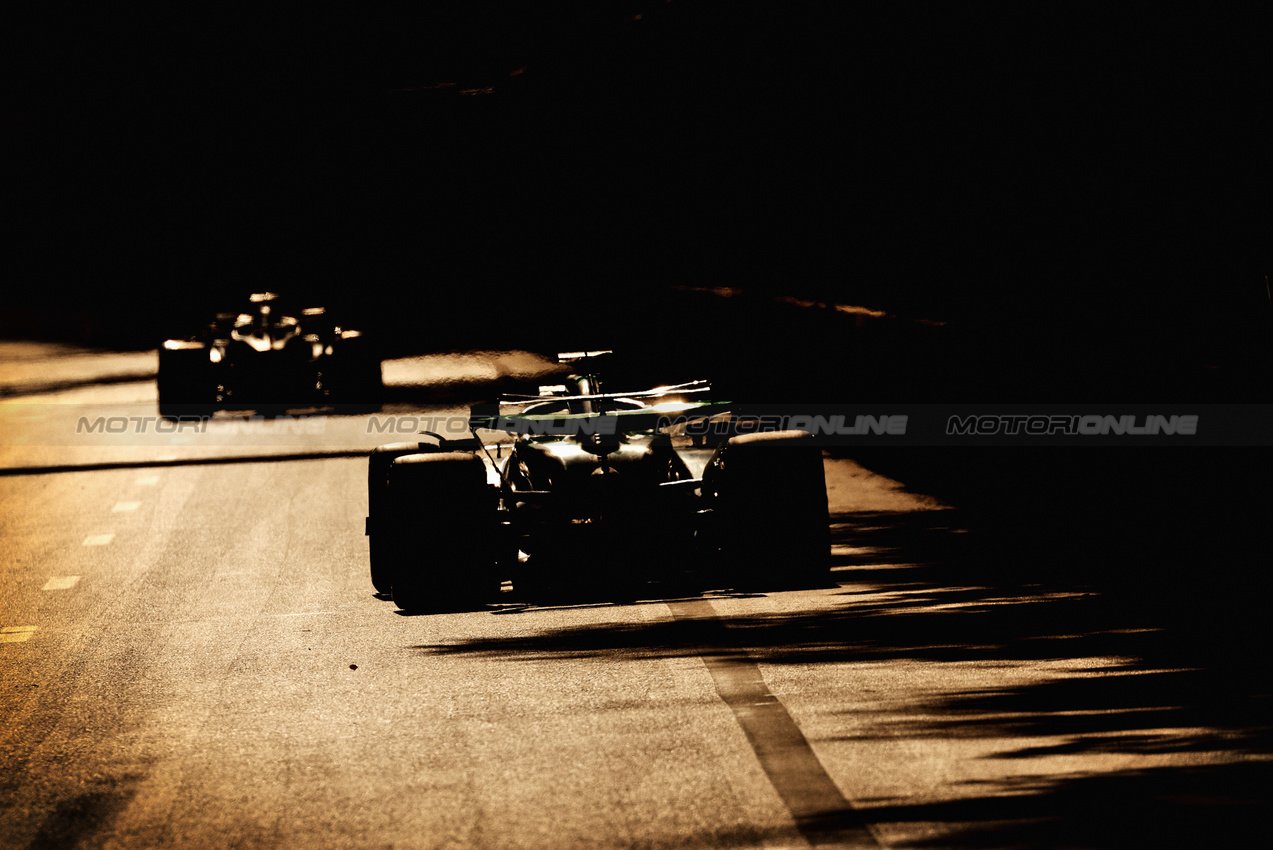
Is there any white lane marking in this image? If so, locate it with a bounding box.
[135,476,160,485]
[43,576,81,591]
[82,534,115,546]
[112,501,141,512]
[1,626,38,643]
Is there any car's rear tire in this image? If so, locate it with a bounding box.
[366,442,427,594]
[385,451,501,612]
[157,344,213,419]
[703,430,831,589]
[325,337,383,411]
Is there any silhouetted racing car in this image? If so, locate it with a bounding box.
[365,353,830,612]
[158,292,381,417]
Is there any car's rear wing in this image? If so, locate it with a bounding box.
[469,381,730,437]
[555,350,614,363]
[469,403,733,437]
[496,379,713,405]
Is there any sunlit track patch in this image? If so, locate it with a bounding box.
[1,626,38,643]
[81,534,114,546]
[0,449,369,478]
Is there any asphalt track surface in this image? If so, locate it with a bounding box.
[1,344,1270,849]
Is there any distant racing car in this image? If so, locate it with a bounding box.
[158,292,381,417]
[365,353,830,611]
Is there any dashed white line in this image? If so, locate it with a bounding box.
[135,475,160,485]
[43,576,82,591]
[82,534,115,546]
[112,501,141,512]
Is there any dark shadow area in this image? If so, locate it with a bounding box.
[866,762,1270,849]
[5,5,1269,405]
[392,581,773,618]
[843,448,1273,634]
[411,556,1159,668]
[409,499,1271,845]
[22,776,143,850]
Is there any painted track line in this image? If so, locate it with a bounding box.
[668,597,881,848]
[1,626,38,643]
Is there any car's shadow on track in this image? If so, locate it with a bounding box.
[383,582,779,617]
[402,502,1272,848]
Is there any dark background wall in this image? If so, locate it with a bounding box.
[3,3,1269,401]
